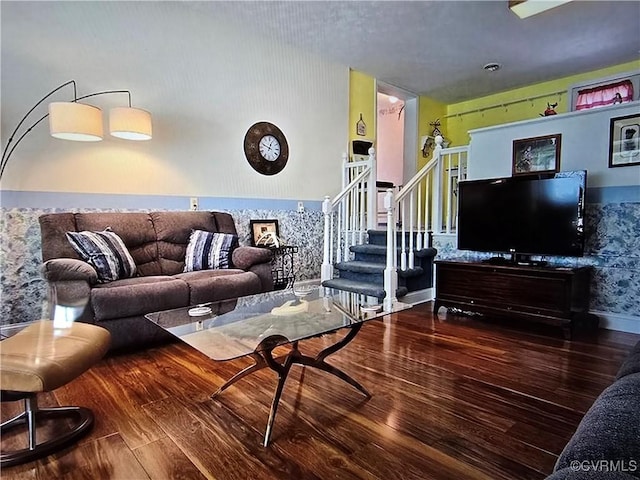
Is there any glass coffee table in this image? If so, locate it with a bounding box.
[146,286,410,446]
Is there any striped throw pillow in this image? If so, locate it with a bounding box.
[184,230,238,272]
[66,229,137,283]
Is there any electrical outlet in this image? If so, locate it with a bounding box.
[190,197,198,211]
[297,201,305,213]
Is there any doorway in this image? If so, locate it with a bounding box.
[376,82,418,226]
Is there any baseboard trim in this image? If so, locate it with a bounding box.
[400,288,435,306]
[305,284,638,334]
[591,310,640,334]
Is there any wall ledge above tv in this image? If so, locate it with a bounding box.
[468,100,640,135]
[467,101,639,188]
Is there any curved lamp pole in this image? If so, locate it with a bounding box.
[0,80,151,180]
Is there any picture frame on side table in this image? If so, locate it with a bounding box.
[249,219,281,248]
[512,134,562,176]
[609,114,640,168]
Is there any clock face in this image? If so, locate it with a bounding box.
[244,122,289,175]
[259,135,281,162]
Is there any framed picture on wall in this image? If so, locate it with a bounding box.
[609,114,640,168]
[249,219,281,248]
[512,134,562,176]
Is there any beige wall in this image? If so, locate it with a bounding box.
[0,2,349,202]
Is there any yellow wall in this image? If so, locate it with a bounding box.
[351,61,639,170]
[444,60,640,146]
[349,69,376,147]
[417,96,447,169]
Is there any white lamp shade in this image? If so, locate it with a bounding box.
[109,107,152,140]
[509,0,572,19]
[49,102,103,141]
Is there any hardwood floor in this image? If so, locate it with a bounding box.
[2,302,639,480]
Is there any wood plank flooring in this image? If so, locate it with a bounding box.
[2,302,639,480]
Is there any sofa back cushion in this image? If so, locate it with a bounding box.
[74,213,159,275]
[40,213,81,261]
[151,211,238,275]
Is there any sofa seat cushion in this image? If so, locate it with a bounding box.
[554,372,640,476]
[91,276,189,321]
[175,270,262,304]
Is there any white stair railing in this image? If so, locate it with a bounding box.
[322,138,469,312]
[321,148,377,283]
[383,136,468,308]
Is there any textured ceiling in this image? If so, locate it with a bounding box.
[204,0,640,103]
[2,1,639,106]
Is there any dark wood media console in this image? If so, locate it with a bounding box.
[433,260,597,339]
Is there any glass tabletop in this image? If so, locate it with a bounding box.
[145,287,410,361]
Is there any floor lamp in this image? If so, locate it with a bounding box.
[0,80,152,180]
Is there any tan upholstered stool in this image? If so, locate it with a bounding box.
[0,320,110,467]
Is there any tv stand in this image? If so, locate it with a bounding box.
[433,260,597,339]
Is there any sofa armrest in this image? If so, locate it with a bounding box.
[41,258,99,284]
[232,246,273,271]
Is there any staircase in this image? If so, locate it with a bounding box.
[321,137,468,311]
[322,230,437,300]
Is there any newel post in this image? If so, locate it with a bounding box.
[367,147,377,230]
[321,195,333,283]
[431,135,444,234]
[383,188,398,312]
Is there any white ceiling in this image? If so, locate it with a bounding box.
[2,1,639,107]
[205,0,640,103]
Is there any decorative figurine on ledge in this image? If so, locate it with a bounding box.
[430,118,443,136]
[540,102,558,116]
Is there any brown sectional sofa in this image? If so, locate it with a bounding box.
[39,211,274,352]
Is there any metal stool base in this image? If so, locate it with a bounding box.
[1,394,94,468]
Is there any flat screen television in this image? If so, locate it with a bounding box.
[457,172,586,263]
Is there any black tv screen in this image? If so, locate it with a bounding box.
[457,174,585,258]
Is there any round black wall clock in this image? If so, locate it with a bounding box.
[243,121,289,176]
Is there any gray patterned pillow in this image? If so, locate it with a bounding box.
[184,230,238,272]
[66,229,137,283]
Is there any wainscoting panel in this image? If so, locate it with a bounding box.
[0,205,323,326]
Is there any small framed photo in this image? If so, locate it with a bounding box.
[512,134,562,176]
[609,114,640,168]
[249,219,280,248]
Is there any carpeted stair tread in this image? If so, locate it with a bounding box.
[350,244,437,258]
[366,230,436,249]
[322,278,408,299]
[335,261,385,274]
[336,261,424,278]
[397,266,424,278]
[350,244,387,256]
[414,247,438,257]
